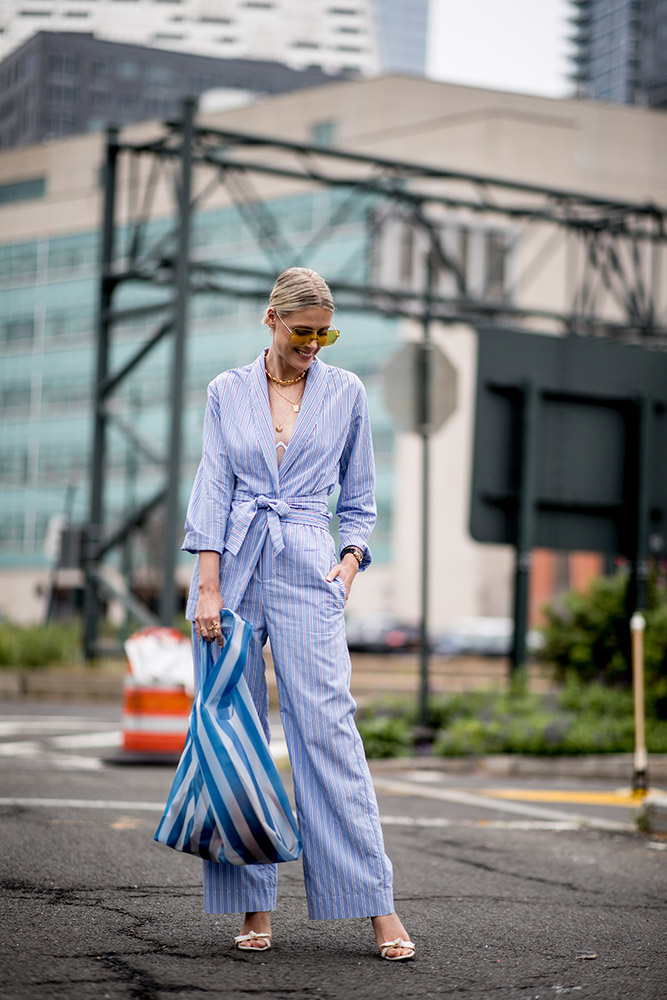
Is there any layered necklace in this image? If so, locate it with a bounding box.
[266,361,306,434]
[265,363,307,387]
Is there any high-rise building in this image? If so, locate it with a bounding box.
[372,0,428,74]
[570,0,667,108]
[0,31,345,150]
[0,1,393,76]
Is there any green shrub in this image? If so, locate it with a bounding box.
[0,621,81,668]
[539,570,667,718]
[357,714,414,758]
[357,681,667,759]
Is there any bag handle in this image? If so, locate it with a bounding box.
[199,609,250,701]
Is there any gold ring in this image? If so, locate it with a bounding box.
[210,621,220,631]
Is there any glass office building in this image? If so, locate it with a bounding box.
[372,0,429,75]
[570,0,667,108]
[0,180,399,608]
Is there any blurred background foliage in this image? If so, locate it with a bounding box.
[358,569,667,758]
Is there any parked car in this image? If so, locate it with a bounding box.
[431,617,544,658]
[344,614,422,654]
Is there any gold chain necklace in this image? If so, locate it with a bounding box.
[269,381,304,433]
[265,363,307,386]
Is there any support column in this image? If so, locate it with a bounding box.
[160,98,196,625]
[84,126,118,659]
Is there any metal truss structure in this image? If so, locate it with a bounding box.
[83,98,667,657]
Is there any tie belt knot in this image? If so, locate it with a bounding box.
[225,492,330,557]
[255,495,291,518]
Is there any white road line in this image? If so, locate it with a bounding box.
[371,776,636,832]
[379,815,581,831]
[0,797,164,811]
[0,797,631,837]
[0,718,114,736]
[50,731,121,749]
[0,740,50,756]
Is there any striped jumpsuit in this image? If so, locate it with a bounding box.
[183,350,395,920]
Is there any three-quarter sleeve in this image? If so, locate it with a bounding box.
[336,383,377,571]
[182,379,234,555]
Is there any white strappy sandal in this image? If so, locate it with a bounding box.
[234,931,272,952]
[378,937,416,961]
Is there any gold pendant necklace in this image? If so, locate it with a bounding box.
[271,381,303,413]
[270,381,304,433]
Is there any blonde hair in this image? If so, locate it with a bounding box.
[262,267,334,326]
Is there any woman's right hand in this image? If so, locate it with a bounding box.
[195,590,225,642]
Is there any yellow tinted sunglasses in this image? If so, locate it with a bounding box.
[278,314,340,348]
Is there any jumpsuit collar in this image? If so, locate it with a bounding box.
[248,351,328,488]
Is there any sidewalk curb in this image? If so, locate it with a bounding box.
[368,752,667,782]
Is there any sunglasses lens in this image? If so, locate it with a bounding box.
[288,328,339,347]
[289,330,317,346]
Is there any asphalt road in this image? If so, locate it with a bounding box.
[0,702,666,1000]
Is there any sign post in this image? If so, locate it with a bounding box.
[381,276,458,731]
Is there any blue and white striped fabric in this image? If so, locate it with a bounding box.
[182,352,376,619]
[178,349,395,920]
[154,609,302,865]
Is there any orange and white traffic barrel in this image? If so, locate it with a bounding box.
[112,626,194,764]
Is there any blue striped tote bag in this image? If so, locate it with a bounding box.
[154,609,302,865]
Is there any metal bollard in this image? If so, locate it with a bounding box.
[630,611,648,793]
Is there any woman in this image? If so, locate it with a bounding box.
[183,267,414,961]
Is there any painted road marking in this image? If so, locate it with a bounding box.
[370,776,636,832]
[479,788,659,808]
[0,718,289,767]
[0,718,115,736]
[0,797,652,838]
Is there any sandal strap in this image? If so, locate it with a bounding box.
[379,938,415,958]
[234,931,272,944]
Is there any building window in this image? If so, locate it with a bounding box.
[399,223,414,285]
[456,226,469,294]
[92,59,110,81]
[19,9,52,16]
[49,53,77,76]
[293,41,319,49]
[0,450,28,484]
[1,316,34,344]
[0,382,31,408]
[117,61,139,81]
[146,65,175,85]
[47,233,97,274]
[0,515,25,548]
[48,83,76,104]
[45,114,75,136]
[42,380,90,407]
[0,242,39,281]
[484,231,507,300]
[0,177,45,205]
[45,308,91,340]
[118,93,140,110]
[310,119,337,147]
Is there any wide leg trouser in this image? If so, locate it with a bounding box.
[199,525,395,919]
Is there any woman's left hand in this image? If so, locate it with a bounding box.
[326,553,359,602]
